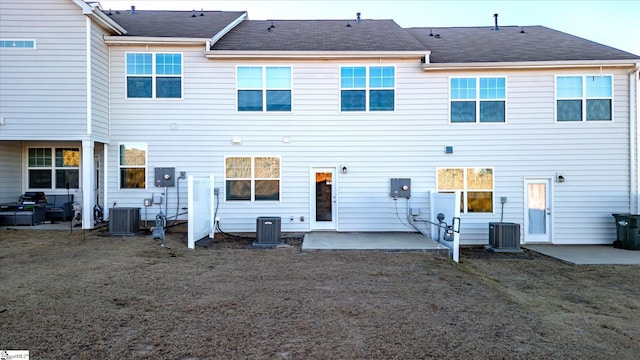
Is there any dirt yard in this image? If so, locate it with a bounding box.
[1,226,639,359]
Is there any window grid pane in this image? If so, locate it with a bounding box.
[451,101,476,123]
[585,75,612,98]
[266,67,291,89]
[238,90,263,111]
[479,77,505,99]
[369,90,394,111]
[479,101,505,122]
[586,99,612,120]
[341,67,366,88]
[29,170,52,188]
[156,53,181,75]
[226,157,251,178]
[451,78,476,100]
[28,148,52,167]
[341,90,366,111]
[126,53,152,75]
[557,76,583,98]
[557,100,582,121]
[369,66,394,88]
[119,144,146,166]
[55,148,80,167]
[237,67,263,88]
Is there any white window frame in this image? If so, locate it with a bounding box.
[436,167,495,214]
[555,74,614,122]
[339,65,396,112]
[125,52,183,99]
[449,76,507,123]
[235,65,292,112]
[118,143,147,190]
[26,147,80,190]
[224,156,282,202]
[0,39,36,49]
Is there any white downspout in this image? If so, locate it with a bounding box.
[630,63,640,213]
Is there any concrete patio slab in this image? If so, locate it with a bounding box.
[524,244,640,265]
[302,231,449,255]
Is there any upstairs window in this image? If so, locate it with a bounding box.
[119,144,146,189]
[28,148,79,189]
[556,75,612,121]
[437,167,494,213]
[450,77,506,123]
[341,66,395,111]
[237,66,291,111]
[126,53,182,98]
[0,39,36,49]
[225,156,280,201]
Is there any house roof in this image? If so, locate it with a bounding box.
[407,26,640,63]
[210,19,426,52]
[102,9,639,63]
[104,10,246,38]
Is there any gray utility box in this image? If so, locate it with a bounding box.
[253,216,282,248]
[486,222,522,253]
[109,207,141,235]
[390,178,411,198]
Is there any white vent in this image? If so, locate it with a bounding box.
[109,207,140,235]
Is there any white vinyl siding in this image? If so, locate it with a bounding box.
[106,43,632,246]
[0,0,89,139]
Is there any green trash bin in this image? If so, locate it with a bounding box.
[612,213,640,250]
[612,213,629,245]
[625,227,640,250]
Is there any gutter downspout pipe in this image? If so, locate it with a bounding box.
[630,63,640,213]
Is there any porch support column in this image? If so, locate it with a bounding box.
[82,140,95,229]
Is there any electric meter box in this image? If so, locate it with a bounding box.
[390,178,411,198]
[154,167,175,187]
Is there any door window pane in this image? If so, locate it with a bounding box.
[528,183,547,234]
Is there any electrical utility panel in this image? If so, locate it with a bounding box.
[390,178,411,198]
[154,167,175,187]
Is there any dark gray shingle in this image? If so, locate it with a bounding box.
[210,19,426,51]
[407,26,640,63]
[105,10,246,38]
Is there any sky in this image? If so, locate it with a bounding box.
[97,0,640,56]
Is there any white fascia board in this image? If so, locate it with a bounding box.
[104,36,208,45]
[423,59,640,71]
[210,12,248,47]
[72,0,127,35]
[205,51,428,60]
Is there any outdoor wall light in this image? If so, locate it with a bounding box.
[341,165,348,174]
[556,173,565,183]
[232,136,242,145]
